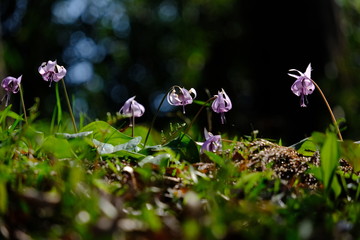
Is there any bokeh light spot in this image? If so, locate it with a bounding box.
[67,61,94,84]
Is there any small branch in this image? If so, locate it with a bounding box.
[143,90,170,147]
[310,79,343,141]
[19,84,28,124]
[61,79,77,133]
[184,96,217,134]
[131,108,135,138]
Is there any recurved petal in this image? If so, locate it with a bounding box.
[189,88,197,98]
[38,62,47,75]
[288,73,301,79]
[221,89,232,110]
[288,69,303,76]
[204,128,213,140]
[167,90,181,106]
[211,94,220,113]
[181,88,193,104]
[1,77,13,90]
[132,101,145,117]
[55,65,67,81]
[38,60,57,77]
[304,63,312,79]
[119,96,136,115]
[44,60,57,72]
[11,75,22,93]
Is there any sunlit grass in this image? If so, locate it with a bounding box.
[0,103,359,239]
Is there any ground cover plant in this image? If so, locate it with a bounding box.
[1,61,360,240]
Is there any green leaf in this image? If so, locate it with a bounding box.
[164,134,199,163]
[41,135,74,159]
[22,127,45,151]
[193,99,212,107]
[205,151,225,167]
[0,180,7,214]
[80,121,132,145]
[122,125,161,145]
[6,111,23,121]
[331,177,342,198]
[297,139,318,157]
[93,137,141,154]
[92,138,145,160]
[320,132,340,192]
[310,131,326,146]
[340,140,360,172]
[138,153,171,167]
[0,105,23,128]
[307,165,322,181]
[234,172,266,197]
[141,207,162,231]
[55,131,93,139]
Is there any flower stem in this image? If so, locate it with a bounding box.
[143,91,169,147]
[184,96,217,134]
[131,108,135,138]
[55,83,62,127]
[61,78,77,133]
[19,84,28,124]
[310,79,343,141]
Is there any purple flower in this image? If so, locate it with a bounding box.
[119,96,145,124]
[167,86,196,114]
[212,88,232,124]
[201,128,222,153]
[1,75,22,106]
[288,63,315,107]
[38,60,67,87]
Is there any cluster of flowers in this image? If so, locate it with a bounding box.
[120,86,232,153]
[1,60,66,106]
[1,61,315,153]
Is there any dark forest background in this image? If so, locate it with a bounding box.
[1,0,360,145]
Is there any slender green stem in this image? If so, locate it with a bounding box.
[184,96,217,134]
[310,79,343,141]
[61,78,77,133]
[131,108,135,138]
[55,83,62,127]
[143,91,169,147]
[19,84,28,124]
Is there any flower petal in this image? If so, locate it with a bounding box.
[204,128,213,140]
[304,63,312,79]
[212,89,232,113]
[189,88,197,99]
[1,76,22,94]
[201,132,222,153]
[288,69,304,76]
[44,60,57,73]
[119,96,145,118]
[291,79,303,96]
[38,60,68,84]
[54,65,67,81]
[166,86,196,113]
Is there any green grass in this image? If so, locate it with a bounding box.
[0,106,360,240]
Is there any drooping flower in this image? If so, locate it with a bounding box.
[167,86,196,114]
[1,75,22,106]
[119,96,145,126]
[38,60,67,86]
[288,63,315,107]
[201,128,222,153]
[212,88,232,124]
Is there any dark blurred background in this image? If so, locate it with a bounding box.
[1,0,360,145]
